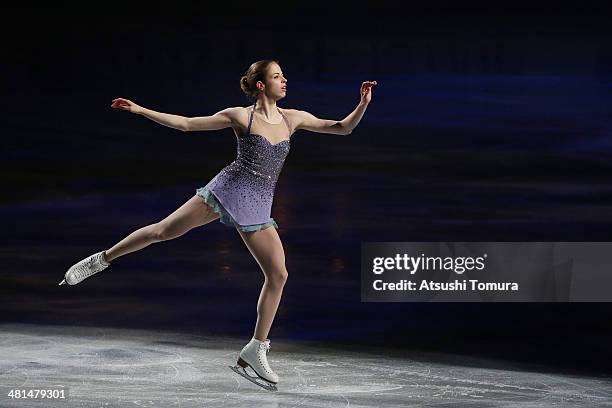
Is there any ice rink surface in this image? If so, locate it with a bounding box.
[1,324,611,407]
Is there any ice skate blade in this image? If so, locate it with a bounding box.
[58,279,66,286]
[229,365,278,392]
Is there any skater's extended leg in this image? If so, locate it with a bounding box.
[104,195,220,262]
[60,194,220,286]
[237,226,288,341]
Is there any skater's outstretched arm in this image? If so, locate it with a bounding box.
[288,80,377,136]
[111,98,190,132]
[111,98,241,133]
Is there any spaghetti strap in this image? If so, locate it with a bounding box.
[277,107,291,135]
[246,101,256,135]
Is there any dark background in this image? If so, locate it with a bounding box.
[2,1,612,376]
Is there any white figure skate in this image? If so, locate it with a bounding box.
[229,337,279,391]
[59,251,110,285]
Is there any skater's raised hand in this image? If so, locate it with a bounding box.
[110,98,143,114]
[360,80,377,105]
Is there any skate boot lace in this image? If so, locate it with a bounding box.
[74,255,102,280]
[259,342,274,374]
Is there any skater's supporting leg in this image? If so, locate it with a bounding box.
[104,195,220,262]
[237,226,288,341]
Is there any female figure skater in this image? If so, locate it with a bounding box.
[59,59,376,391]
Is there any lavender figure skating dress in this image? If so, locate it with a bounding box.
[195,101,292,232]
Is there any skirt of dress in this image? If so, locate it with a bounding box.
[195,187,279,232]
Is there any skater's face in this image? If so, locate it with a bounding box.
[258,63,287,100]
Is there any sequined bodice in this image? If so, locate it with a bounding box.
[231,103,291,184]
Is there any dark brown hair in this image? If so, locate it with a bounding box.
[240,59,279,101]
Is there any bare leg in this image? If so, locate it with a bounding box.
[237,225,288,341]
[104,195,220,262]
